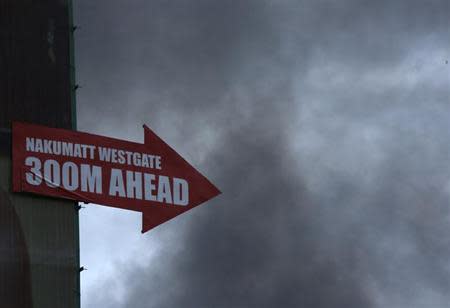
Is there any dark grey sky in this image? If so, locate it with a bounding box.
[74,1,450,307]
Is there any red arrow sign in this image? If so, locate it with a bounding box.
[12,122,220,233]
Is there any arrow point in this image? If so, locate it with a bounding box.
[141,207,186,234]
[143,124,162,146]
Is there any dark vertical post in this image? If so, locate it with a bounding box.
[0,0,80,307]
[68,1,81,307]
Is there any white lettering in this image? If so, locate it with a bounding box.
[155,156,161,170]
[126,171,142,199]
[80,164,102,193]
[44,159,60,187]
[53,141,61,155]
[73,144,82,158]
[62,142,73,156]
[173,178,189,206]
[88,145,96,159]
[157,176,172,204]
[111,149,118,163]
[132,153,141,166]
[109,169,125,197]
[25,156,42,185]
[62,162,78,191]
[144,173,157,201]
[118,150,126,164]
[26,138,35,152]
[35,139,43,152]
[43,140,53,154]
[98,147,111,161]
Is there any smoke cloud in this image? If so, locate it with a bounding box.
[74,1,450,307]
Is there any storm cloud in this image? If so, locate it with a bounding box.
[74,1,450,307]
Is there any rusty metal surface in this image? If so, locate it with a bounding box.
[0,187,33,308]
[0,0,73,129]
[0,157,79,308]
[0,0,79,307]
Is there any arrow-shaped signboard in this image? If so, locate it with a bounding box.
[12,122,220,233]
